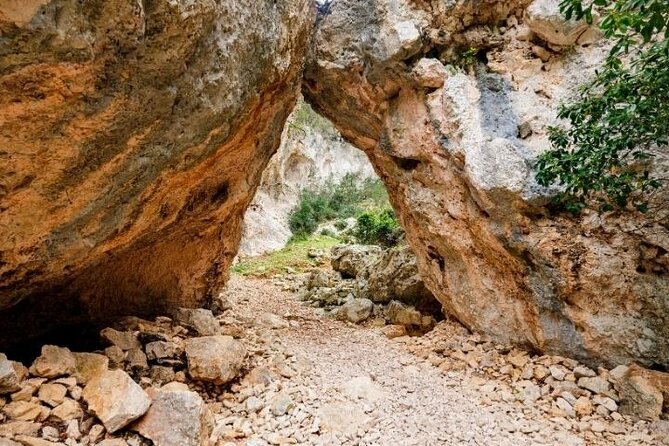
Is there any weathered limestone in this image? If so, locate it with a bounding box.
[131,384,212,446]
[0,0,314,346]
[184,336,247,384]
[0,0,666,377]
[524,0,591,46]
[303,0,669,367]
[29,346,76,379]
[0,354,20,394]
[72,352,109,385]
[100,329,141,351]
[174,308,220,336]
[364,246,441,314]
[82,369,151,433]
[331,245,383,279]
[611,365,669,421]
[337,298,374,323]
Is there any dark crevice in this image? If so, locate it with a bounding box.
[427,246,445,272]
[210,181,230,204]
[391,156,420,171]
[3,322,105,365]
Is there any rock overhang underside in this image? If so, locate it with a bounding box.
[0,0,667,370]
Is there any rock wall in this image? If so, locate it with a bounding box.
[303,0,669,367]
[239,102,374,257]
[0,0,313,346]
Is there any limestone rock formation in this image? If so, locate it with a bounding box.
[0,353,20,394]
[331,245,383,279]
[0,0,313,346]
[184,335,246,384]
[239,101,375,257]
[131,384,213,446]
[82,369,151,433]
[303,0,669,367]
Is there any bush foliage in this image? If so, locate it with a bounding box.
[288,174,403,246]
[353,208,404,247]
[536,0,669,213]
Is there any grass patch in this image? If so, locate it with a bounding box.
[231,235,341,277]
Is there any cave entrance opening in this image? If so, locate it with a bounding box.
[231,99,445,330]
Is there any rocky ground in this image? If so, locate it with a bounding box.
[0,246,669,446]
[215,276,665,446]
[1,264,667,445]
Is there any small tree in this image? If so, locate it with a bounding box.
[353,208,404,247]
[536,0,669,213]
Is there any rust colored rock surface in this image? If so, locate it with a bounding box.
[303,0,669,367]
[0,0,313,345]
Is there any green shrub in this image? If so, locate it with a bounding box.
[288,174,391,238]
[334,219,348,231]
[319,228,336,237]
[353,208,404,247]
[536,0,669,213]
[288,190,329,237]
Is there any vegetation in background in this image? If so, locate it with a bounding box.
[536,0,669,214]
[353,208,404,247]
[287,101,335,137]
[231,235,340,277]
[288,173,391,237]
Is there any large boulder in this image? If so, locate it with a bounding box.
[0,0,314,346]
[0,353,20,394]
[184,336,246,384]
[131,383,213,446]
[303,0,669,367]
[174,308,220,336]
[365,246,441,315]
[82,369,151,433]
[336,298,374,323]
[331,245,383,278]
[611,365,669,421]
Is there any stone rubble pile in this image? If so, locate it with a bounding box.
[392,320,669,439]
[1,269,667,446]
[293,245,442,334]
[0,302,254,446]
[206,277,668,446]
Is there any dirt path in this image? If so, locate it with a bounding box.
[214,276,657,446]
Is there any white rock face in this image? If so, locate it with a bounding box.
[525,0,595,46]
[239,101,375,257]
